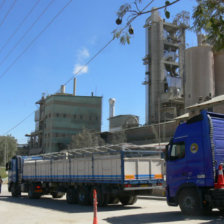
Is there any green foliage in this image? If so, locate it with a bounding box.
[106,131,127,145]
[0,167,7,178]
[69,129,127,150]
[114,0,181,45]
[0,136,17,166]
[165,10,170,19]
[193,0,224,51]
[69,129,105,149]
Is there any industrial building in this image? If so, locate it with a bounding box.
[27,80,102,154]
[143,10,187,124]
[109,11,224,147]
[108,98,139,132]
[26,10,224,154]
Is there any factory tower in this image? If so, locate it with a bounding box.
[143,10,187,124]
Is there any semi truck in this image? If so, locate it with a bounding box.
[7,110,224,215]
[166,110,224,214]
[6,148,164,206]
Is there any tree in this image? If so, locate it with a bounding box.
[113,0,181,44]
[69,129,105,150]
[106,131,127,145]
[0,135,17,166]
[193,0,224,51]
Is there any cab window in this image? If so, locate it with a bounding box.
[170,141,185,160]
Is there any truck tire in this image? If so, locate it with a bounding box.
[66,188,78,204]
[11,183,21,197]
[178,189,200,215]
[78,187,90,205]
[109,196,119,205]
[51,192,65,199]
[96,187,109,207]
[119,195,137,206]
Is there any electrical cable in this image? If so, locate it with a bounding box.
[0,0,54,67]
[3,111,34,135]
[2,0,72,135]
[0,0,41,55]
[2,0,177,136]
[0,0,17,28]
[0,0,72,81]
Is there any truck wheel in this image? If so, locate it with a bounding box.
[109,196,119,205]
[11,183,21,197]
[178,189,200,215]
[119,195,137,205]
[51,192,65,199]
[66,188,78,204]
[78,187,90,205]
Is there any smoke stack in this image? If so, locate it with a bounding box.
[61,85,65,94]
[109,98,116,118]
[73,78,76,96]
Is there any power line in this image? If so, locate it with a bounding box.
[0,0,54,67]
[0,0,41,55]
[3,111,34,135]
[2,0,72,135]
[0,0,72,81]
[0,0,17,28]
[63,38,114,87]
[1,0,164,136]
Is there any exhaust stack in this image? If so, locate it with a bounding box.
[73,78,77,96]
[109,98,116,118]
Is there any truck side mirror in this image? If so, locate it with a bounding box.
[165,145,169,161]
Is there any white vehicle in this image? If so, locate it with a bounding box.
[7,146,164,206]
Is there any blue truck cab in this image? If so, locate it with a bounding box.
[166,110,224,214]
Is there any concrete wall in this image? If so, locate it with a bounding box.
[125,120,177,144]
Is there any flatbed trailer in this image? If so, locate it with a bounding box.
[7,147,165,206]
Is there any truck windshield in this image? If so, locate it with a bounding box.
[170,142,185,160]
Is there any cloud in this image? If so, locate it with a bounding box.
[77,48,90,61]
[73,47,90,76]
[73,64,88,75]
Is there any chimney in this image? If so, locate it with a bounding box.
[109,98,116,118]
[73,78,76,96]
[61,85,65,94]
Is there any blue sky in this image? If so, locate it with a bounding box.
[0,0,198,143]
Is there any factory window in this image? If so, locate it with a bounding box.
[56,113,59,117]
[73,114,76,119]
[96,116,98,121]
[63,114,66,118]
[49,113,51,118]
[80,115,83,120]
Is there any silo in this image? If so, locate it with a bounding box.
[214,50,224,96]
[185,46,215,108]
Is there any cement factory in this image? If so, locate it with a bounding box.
[23,10,224,155]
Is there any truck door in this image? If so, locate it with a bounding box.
[166,141,186,198]
[185,138,205,186]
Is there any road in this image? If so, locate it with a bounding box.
[0,184,224,224]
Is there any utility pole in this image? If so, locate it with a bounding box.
[4,140,7,166]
